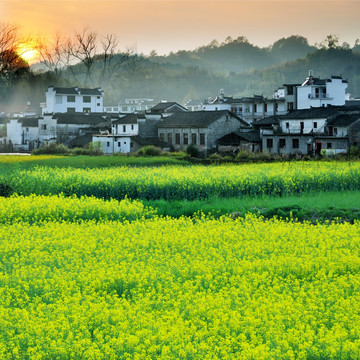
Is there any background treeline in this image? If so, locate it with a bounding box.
[1,25,360,112]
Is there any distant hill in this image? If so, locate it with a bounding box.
[3,35,360,110]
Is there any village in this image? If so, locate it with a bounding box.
[1,70,360,157]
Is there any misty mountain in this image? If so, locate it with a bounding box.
[3,35,360,112]
[149,35,317,75]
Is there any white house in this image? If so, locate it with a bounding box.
[42,86,104,115]
[38,113,106,146]
[93,113,140,154]
[6,117,39,151]
[202,89,286,123]
[117,98,158,113]
[111,114,139,136]
[296,71,348,109]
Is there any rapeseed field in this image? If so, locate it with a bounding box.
[1,157,360,359]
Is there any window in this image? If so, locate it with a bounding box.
[106,107,112,111]
[279,138,286,148]
[107,142,110,147]
[183,133,188,145]
[168,133,172,144]
[26,128,29,132]
[192,133,197,145]
[266,138,273,148]
[83,96,91,103]
[287,86,294,96]
[327,142,332,149]
[83,108,91,113]
[97,96,100,99]
[286,122,289,129]
[300,122,304,133]
[55,95,62,104]
[334,128,338,135]
[97,103,100,107]
[275,103,279,112]
[131,125,134,130]
[130,142,133,148]
[67,108,75,113]
[122,106,128,112]
[159,133,164,142]
[175,133,180,145]
[292,139,299,149]
[67,95,75,102]
[264,104,267,112]
[287,102,294,111]
[200,133,205,146]
[314,122,317,129]
[118,142,121,147]
[254,104,257,113]
[41,124,47,130]
[123,125,126,132]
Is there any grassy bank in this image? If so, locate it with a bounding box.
[144,190,360,222]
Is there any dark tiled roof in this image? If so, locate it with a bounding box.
[150,102,187,112]
[112,113,138,125]
[158,110,249,128]
[252,116,280,126]
[349,119,360,131]
[20,117,38,127]
[327,113,360,127]
[52,87,78,95]
[51,87,103,96]
[78,88,103,96]
[93,119,111,129]
[68,133,93,148]
[234,130,261,143]
[217,130,261,145]
[281,107,340,120]
[54,113,106,125]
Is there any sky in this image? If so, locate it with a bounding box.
[1,0,360,56]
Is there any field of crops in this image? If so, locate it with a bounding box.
[1,156,360,359]
[2,159,360,200]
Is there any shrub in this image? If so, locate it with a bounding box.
[136,145,162,156]
[32,143,71,155]
[186,145,199,158]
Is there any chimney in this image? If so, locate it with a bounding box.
[219,88,224,102]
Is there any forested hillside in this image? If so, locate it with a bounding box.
[2,33,360,111]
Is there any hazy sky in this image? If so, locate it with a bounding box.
[1,0,360,55]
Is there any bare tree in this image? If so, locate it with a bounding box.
[35,33,68,76]
[66,27,97,85]
[97,33,132,84]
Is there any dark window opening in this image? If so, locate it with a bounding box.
[292,139,299,149]
[192,133,197,145]
[200,133,205,146]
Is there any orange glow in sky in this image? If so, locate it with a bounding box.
[1,0,360,55]
[16,42,39,64]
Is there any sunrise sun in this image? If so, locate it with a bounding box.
[16,42,39,64]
